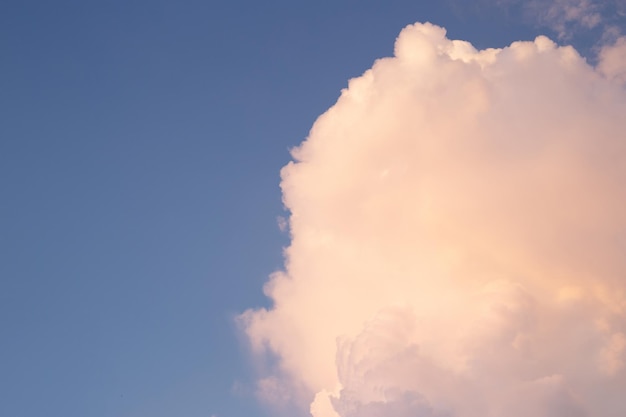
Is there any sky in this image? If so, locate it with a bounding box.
[1,1,625,417]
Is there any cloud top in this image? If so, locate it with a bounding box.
[241,22,626,417]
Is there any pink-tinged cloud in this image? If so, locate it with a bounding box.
[240,22,626,417]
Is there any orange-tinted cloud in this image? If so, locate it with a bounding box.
[241,23,626,417]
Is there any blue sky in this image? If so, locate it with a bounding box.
[1,1,623,417]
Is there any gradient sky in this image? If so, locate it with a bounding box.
[1,2,624,417]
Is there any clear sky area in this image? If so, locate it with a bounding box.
[2,1,626,417]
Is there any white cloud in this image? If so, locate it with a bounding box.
[240,22,626,417]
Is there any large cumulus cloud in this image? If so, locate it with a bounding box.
[240,22,626,417]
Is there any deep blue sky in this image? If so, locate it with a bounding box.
[0,1,607,416]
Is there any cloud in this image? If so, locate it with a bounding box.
[527,0,602,38]
[598,36,626,82]
[485,0,626,40]
[240,22,626,417]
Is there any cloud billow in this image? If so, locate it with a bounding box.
[240,22,626,417]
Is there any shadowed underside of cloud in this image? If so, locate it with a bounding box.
[240,22,626,417]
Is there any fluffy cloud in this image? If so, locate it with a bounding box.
[240,22,626,417]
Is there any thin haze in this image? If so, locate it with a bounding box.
[482,0,626,40]
[240,17,626,417]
